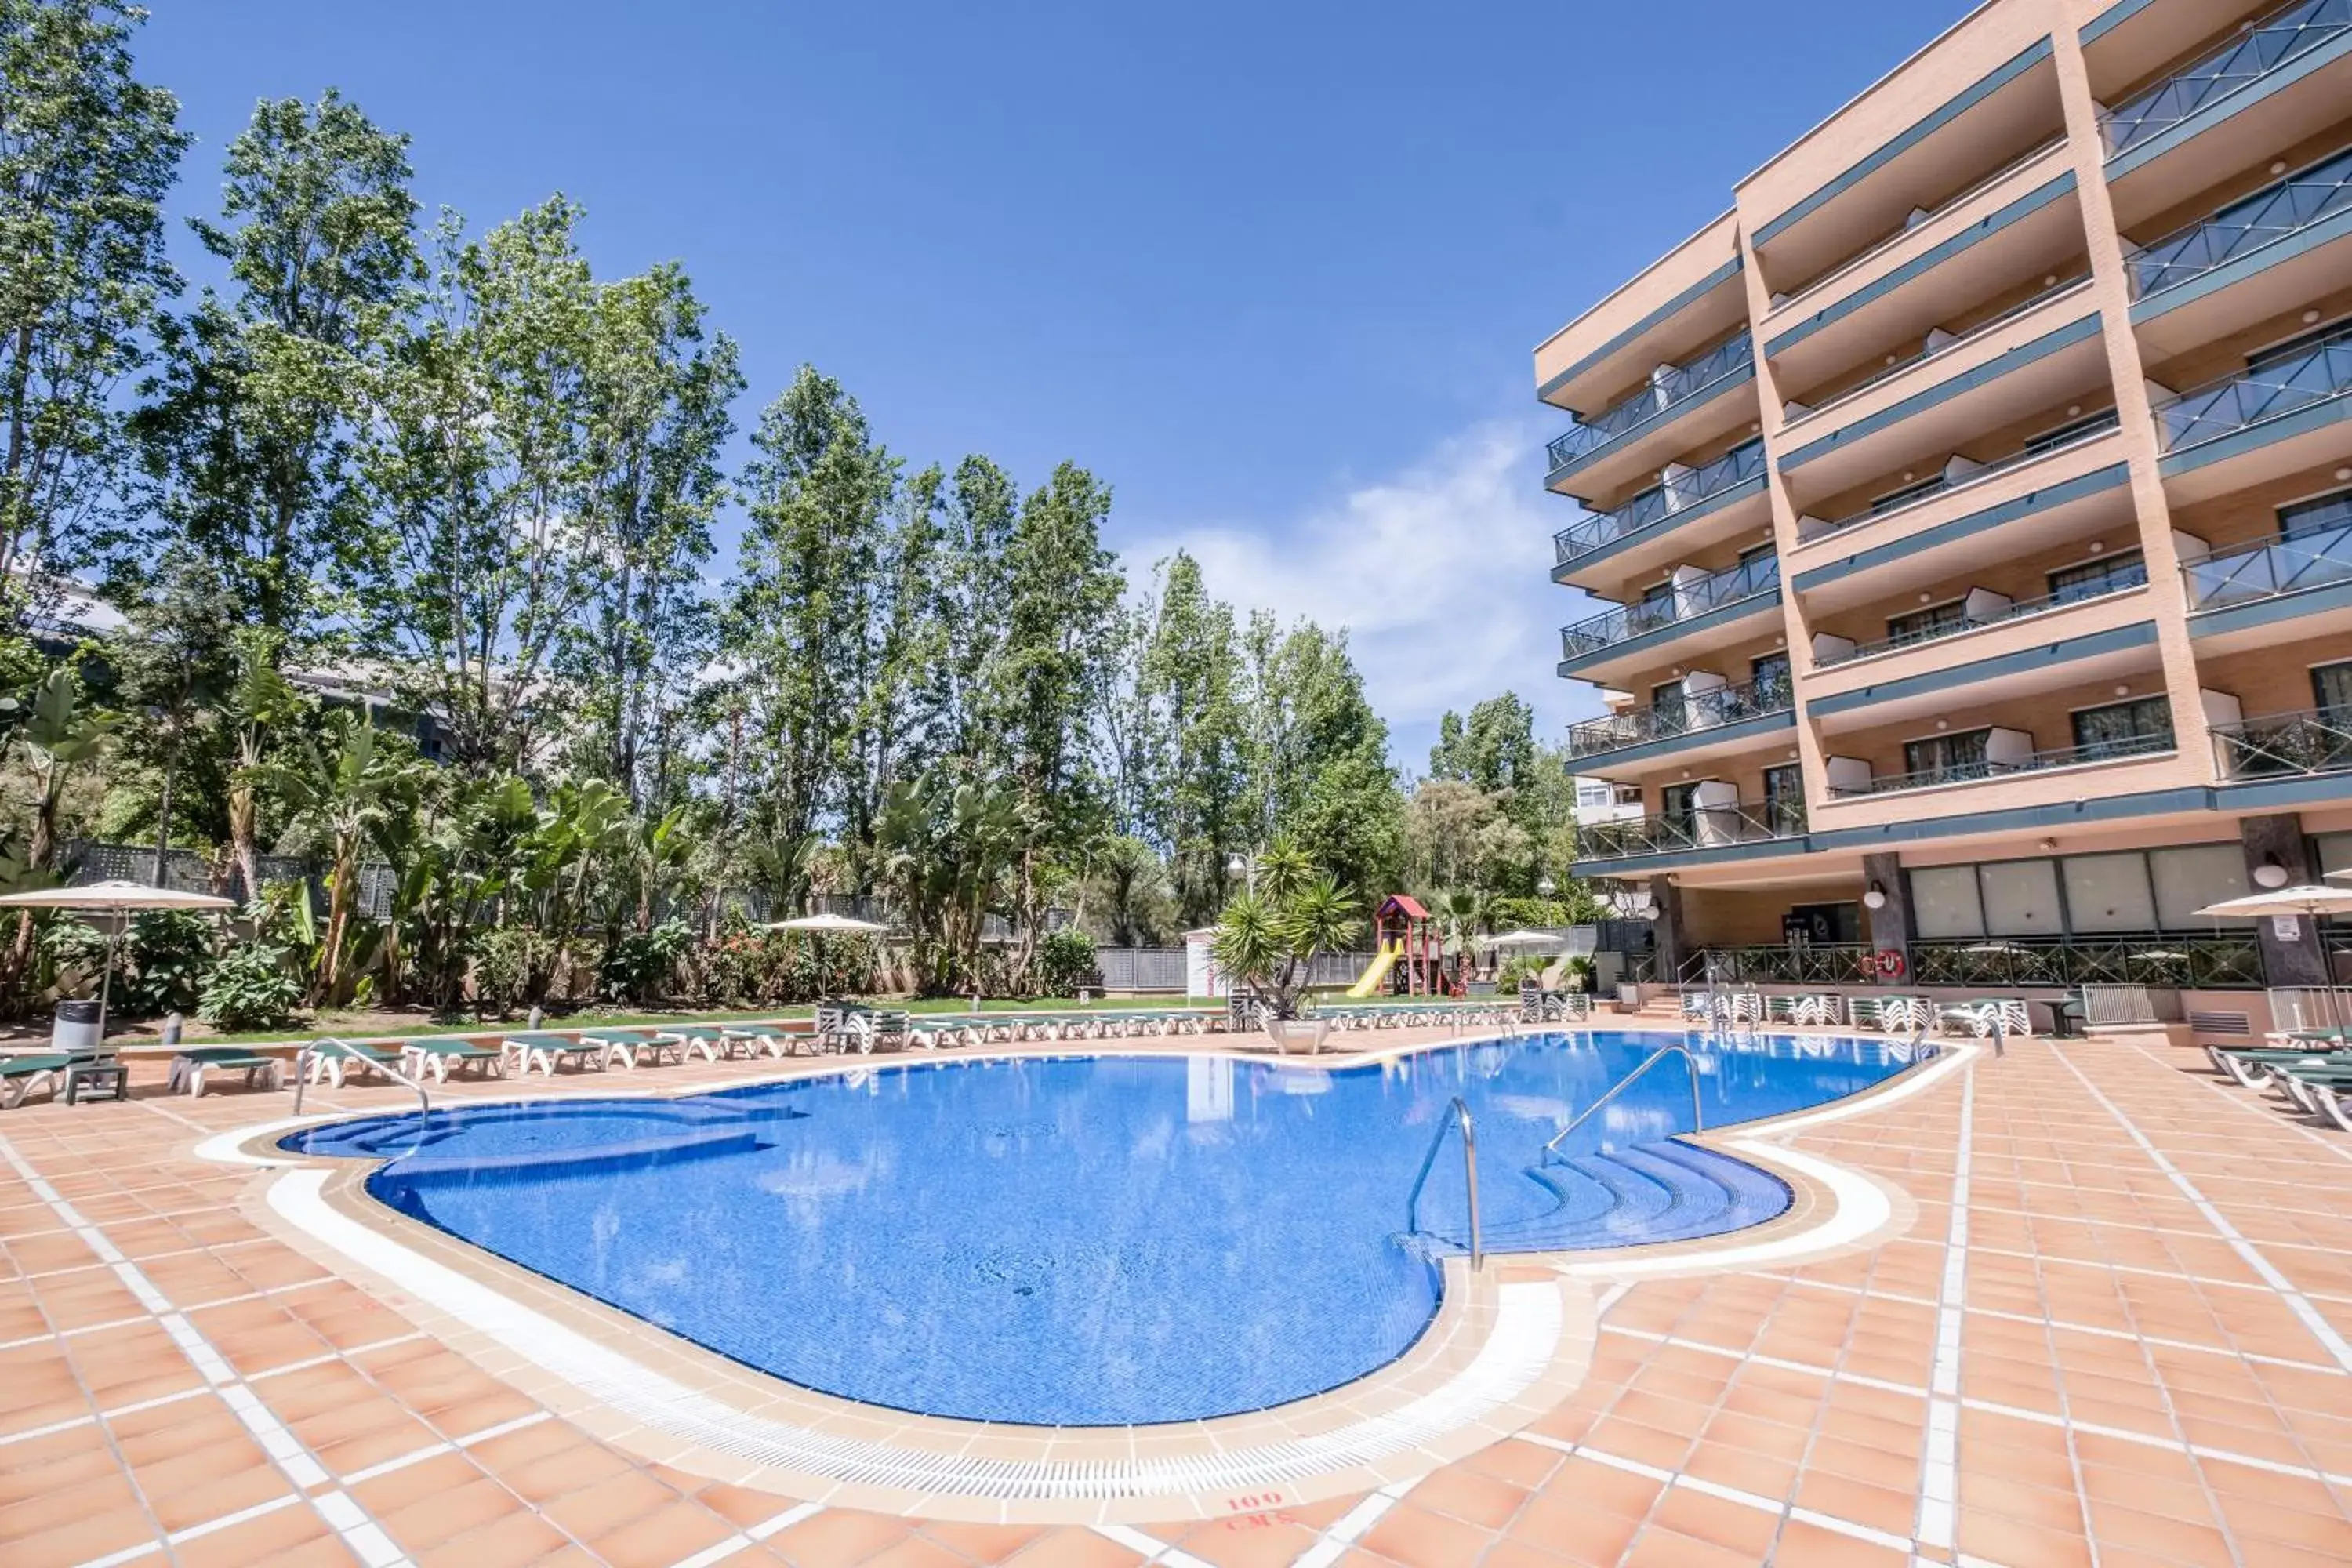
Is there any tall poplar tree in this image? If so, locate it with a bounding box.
[0,0,183,625]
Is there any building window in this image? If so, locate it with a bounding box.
[2279,488,2352,540]
[1886,599,1968,645]
[2070,697,2172,758]
[1660,782,1699,839]
[2316,660,2352,715]
[2046,548,2144,603]
[1903,728,1990,782]
[1868,475,1944,515]
[2022,408,2116,457]
[1651,679,1686,734]
[1762,764,1802,833]
[1750,653,1791,709]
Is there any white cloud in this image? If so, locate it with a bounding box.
[1123,415,1608,760]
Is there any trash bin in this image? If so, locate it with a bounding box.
[52,999,102,1054]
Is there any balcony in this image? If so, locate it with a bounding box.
[1544,332,1757,499]
[2183,516,2352,648]
[2129,145,2352,361]
[1780,276,2092,437]
[1551,439,1768,583]
[1573,798,1807,869]
[1773,305,2108,513]
[2212,706,2352,777]
[1555,554,1780,682]
[2154,325,2352,502]
[2102,0,2352,224]
[1562,672,1795,768]
[1815,561,2150,668]
[1799,409,2122,546]
[1826,728,2176,797]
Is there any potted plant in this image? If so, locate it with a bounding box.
[1209,841,1361,1045]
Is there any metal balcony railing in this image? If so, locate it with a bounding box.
[2183,517,2352,608]
[2155,325,2352,452]
[2103,0,2352,158]
[1817,562,2149,667]
[1828,729,2175,797]
[1907,933,2264,989]
[1806,411,2119,542]
[1563,673,1794,761]
[2130,144,2352,298]
[1552,439,1766,567]
[1545,332,1754,473]
[1574,797,1807,862]
[2212,707,2352,777]
[1559,554,1778,661]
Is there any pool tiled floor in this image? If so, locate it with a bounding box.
[2,1029,2349,1565]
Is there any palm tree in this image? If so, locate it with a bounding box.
[1209,840,1361,1017]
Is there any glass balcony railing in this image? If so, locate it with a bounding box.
[1552,439,1766,567]
[2156,325,2352,452]
[2130,145,2352,299]
[2183,516,2352,608]
[2103,0,2352,159]
[1828,729,2175,797]
[1817,562,2149,666]
[1545,332,1754,474]
[1574,798,1807,863]
[1787,277,2092,430]
[1806,410,2121,541]
[1559,554,1779,661]
[1563,671,1794,761]
[2212,706,2352,776]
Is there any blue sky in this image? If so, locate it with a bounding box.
[136,0,1954,766]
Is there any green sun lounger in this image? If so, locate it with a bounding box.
[579,1028,678,1068]
[654,1025,736,1062]
[402,1037,505,1082]
[169,1046,285,1096]
[501,1033,612,1076]
[305,1038,408,1088]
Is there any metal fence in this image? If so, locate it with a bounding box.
[1090,946,1379,993]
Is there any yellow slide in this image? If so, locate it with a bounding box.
[1348,943,1401,998]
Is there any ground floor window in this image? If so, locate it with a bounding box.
[1904,841,2255,940]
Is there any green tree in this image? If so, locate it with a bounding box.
[1241,615,1405,902]
[0,0,184,626]
[4,663,112,976]
[104,543,234,879]
[1139,550,1245,927]
[358,201,597,778]
[266,712,417,1004]
[723,366,898,909]
[558,256,742,807]
[130,89,417,651]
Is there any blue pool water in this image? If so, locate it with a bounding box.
[285,1031,1922,1425]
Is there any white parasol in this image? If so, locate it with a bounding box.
[0,881,236,1041]
[765,912,888,935]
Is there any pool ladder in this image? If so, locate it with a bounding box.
[291,1040,432,1118]
[1541,1044,1703,1158]
[1405,1096,1483,1270]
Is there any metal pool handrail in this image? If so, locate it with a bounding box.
[292,1039,432,1118]
[1543,1044,1703,1156]
[1405,1096,1483,1271]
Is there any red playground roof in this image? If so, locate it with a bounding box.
[1378,894,1428,920]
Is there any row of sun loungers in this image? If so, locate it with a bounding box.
[2202,1031,2352,1131]
[1313,998,1526,1030]
[1679,991,2034,1036]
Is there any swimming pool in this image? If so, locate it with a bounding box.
[284,1030,1923,1426]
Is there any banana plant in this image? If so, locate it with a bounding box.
[3,670,118,981]
[223,631,306,902]
[263,713,419,1004]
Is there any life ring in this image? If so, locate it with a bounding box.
[1874,948,1906,980]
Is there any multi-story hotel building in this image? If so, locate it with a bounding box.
[1541,0,2352,1004]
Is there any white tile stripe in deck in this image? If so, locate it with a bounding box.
[0,1132,411,1568]
[1915,1062,1972,1550]
[267,1167,1568,1504]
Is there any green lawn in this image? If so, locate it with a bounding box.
[89,993,1227,1049]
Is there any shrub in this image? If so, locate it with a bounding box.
[1036,928,1098,996]
[599,920,694,1004]
[41,910,216,1017]
[198,942,306,1031]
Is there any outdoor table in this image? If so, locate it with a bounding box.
[64,1058,129,1105]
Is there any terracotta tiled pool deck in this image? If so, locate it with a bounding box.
[3,1028,2349,1567]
